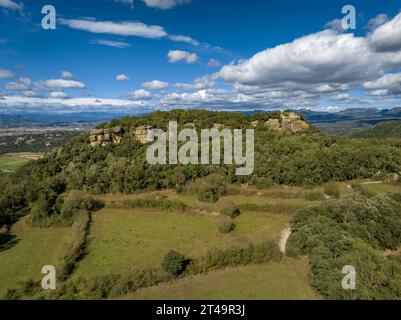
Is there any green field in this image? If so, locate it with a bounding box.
[0,218,70,298]
[0,156,30,171]
[122,258,320,300]
[75,207,291,278]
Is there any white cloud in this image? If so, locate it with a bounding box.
[61,71,74,79]
[220,29,401,89]
[49,91,68,99]
[208,59,221,68]
[325,19,345,33]
[0,0,23,11]
[176,74,217,90]
[168,50,199,63]
[169,35,199,46]
[90,39,130,48]
[59,18,167,39]
[0,68,14,79]
[142,0,191,10]
[116,74,130,81]
[142,80,169,90]
[367,14,389,31]
[22,91,38,98]
[369,12,401,52]
[6,77,32,90]
[40,79,86,89]
[126,89,152,99]
[363,72,401,95]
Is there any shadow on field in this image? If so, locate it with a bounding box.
[0,233,19,252]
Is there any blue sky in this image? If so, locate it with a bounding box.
[1,0,401,114]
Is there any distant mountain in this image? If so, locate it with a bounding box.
[0,112,130,129]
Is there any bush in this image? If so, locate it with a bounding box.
[218,216,236,234]
[304,192,325,201]
[162,250,186,276]
[351,183,375,198]
[195,174,227,203]
[324,183,340,199]
[60,191,104,221]
[218,200,240,218]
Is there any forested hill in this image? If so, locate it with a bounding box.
[349,121,401,139]
[1,109,401,230]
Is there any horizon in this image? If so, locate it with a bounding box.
[1,0,401,114]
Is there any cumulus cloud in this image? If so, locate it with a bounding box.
[0,68,14,79]
[116,74,130,81]
[142,0,191,10]
[61,71,74,79]
[142,80,169,90]
[363,72,401,96]
[22,91,38,98]
[6,77,32,90]
[367,14,389,31]
[90,39,130,48]
[325,19,345,33]
[40,79,86,89]
[126,89,153,99]
[176,74,218,90]
[49,91,69,99]
[0,0,23,11]
[59,18,167,39]
[168,50,199,63]
[369,13,401,52]
[220,29,401,90]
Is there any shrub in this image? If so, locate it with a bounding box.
[218,200,240,218]
[351,183,375,198]
[162,250,186,276]
[195,174,227,203]
[60,191,104,221]
[304,192,325,201]
[324,183,340,199]
[218,216,236,234]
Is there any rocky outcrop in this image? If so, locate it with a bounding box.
[89,126,124,147]
[134,125,153,144]
[265,112,309,133]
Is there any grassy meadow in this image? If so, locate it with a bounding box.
[0,218,70,297]
[121,258,320,300]
[1,181,399,299]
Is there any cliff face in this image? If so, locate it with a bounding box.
[265,112,309,133]
[89,126,124,147]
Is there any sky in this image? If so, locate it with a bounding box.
[1,0,401,114]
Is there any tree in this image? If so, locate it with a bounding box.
[161,250,186,276]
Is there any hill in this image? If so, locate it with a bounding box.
[349,121,401,139]
[2,110,401,300]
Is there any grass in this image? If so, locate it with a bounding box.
[361,183,401,194]
[121,257,320,300]
[0,218,70,298]
[0,156,30,171]
[75,208,291,279]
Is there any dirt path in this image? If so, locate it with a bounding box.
[279,226,292,254]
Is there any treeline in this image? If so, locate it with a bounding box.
[288,192,401,299]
